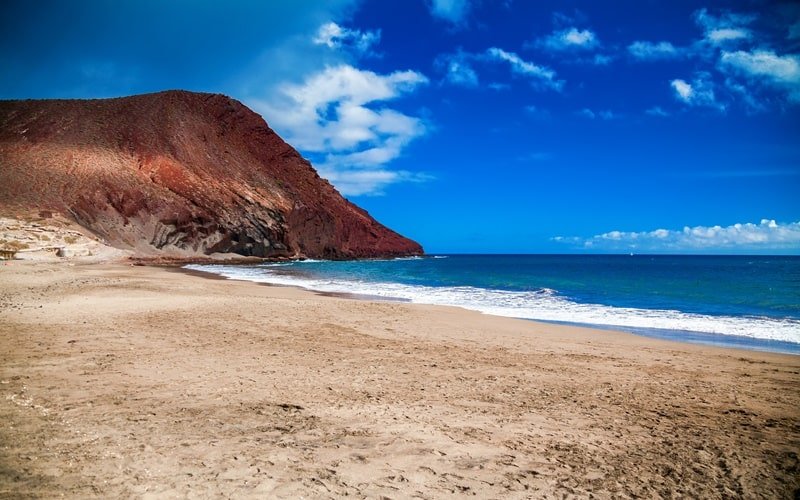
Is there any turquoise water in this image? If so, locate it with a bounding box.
[188,255,800,354]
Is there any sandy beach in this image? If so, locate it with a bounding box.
[1,261,798,498]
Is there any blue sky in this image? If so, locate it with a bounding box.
[1,0,799,254]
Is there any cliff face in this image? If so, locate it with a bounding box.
[0,91,423,258]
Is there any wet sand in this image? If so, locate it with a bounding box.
[1,261,798,498]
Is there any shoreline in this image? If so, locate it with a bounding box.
[170,263,800,359]
[537,319,800,356]
[2,260,798,497]
[179,263,800,356]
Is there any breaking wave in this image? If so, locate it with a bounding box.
[186,263,800,345]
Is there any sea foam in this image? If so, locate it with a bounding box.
[186,263,800,345]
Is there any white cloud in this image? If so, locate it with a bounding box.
[658,10,800,108]
[693,8,755,45]
[313,22,380,55]
[670,74,722,109]
[628,41,681,60]
[577,108,616,120]
[262,65,427,148]
[671,79,693,100]
[436,48,564,90]
[554,220,800,252]
[528,23,609,65]
[436,52,479,87]
[485,47,563,90]
[253,64,429,196]
[541,27,599,51]
[720,50,800,102]
[563,28,597,46]
[706,28,750,44]
[694,9,755,30]
[316,165,433,197]
[720,50,800,84]
[447,61,478,87]
[428,0,471,25]
[233,6,432,196]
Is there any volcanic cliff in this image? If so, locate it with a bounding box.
[0,91,423,259]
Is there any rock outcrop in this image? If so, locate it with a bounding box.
[0,91,423,259]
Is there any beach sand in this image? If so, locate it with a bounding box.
[1,261,798,498]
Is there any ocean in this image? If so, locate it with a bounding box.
[187,254,800,354]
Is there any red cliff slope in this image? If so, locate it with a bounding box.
[0,91,423,259]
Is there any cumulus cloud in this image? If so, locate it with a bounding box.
[668,9,800,108]
[554,220,800,252]
[540,27,600,51]
[527,22,611,65]
[670,73,722,109]
[628,41,681,60]
[719,50,800,100]
[235,9,432,196]
[622,8,799,110]
[671,79,693,100]
[485,47,563,90]
[313,22,381,55]
[428,0,471,25]
[721,50,800,83]
[253,65,429,196]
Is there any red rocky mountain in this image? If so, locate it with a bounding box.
[0,90,423,259]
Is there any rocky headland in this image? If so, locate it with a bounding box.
[0,91,422,260]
